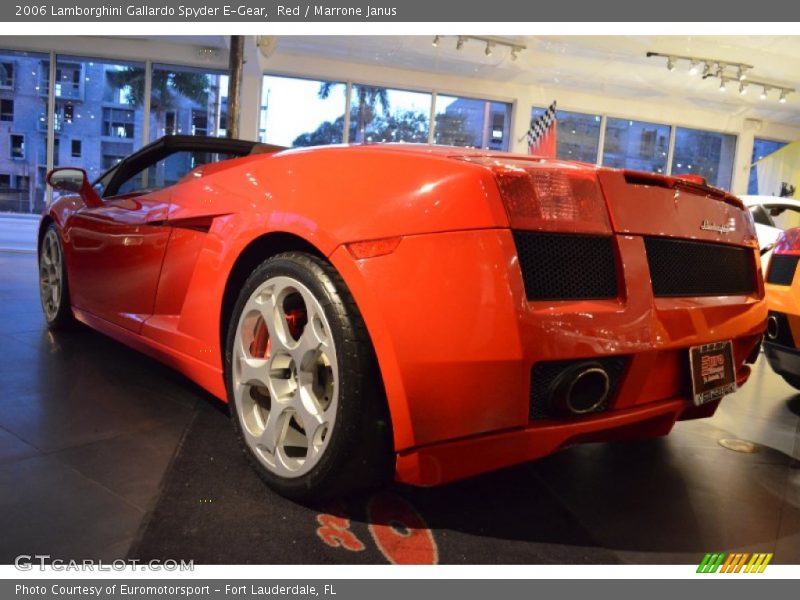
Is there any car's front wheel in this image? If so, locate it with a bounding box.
[225,252,393,501]
[38,224,74,329]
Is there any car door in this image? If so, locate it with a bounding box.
[64,187,172,333]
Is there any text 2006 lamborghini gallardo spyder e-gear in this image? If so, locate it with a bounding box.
[39,135,767,500]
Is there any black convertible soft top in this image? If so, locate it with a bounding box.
[94,135,285,197]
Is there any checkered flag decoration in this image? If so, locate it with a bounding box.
[527,101,557,157]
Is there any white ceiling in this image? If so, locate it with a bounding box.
[148,35,800,125]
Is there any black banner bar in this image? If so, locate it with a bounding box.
[2,0,800,22]
[2,579,797,600]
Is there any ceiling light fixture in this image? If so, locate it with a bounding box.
[738,66,748,81]
[451,35,526,61]
[432,35,440,48]
[646,51,793,103]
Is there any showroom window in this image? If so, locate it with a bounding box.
[349,85,432,144]
[434,95,511,150]
[0,98,12,121]
[149,64,228,141]
[260,75,347,147]
[602,117,670,173]
[0,50,49,214]
[531,107,602,164]
[749,138,789,195]
[671,127,736,190]
[41,56,147,185]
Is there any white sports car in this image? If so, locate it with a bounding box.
[742,195,800,266]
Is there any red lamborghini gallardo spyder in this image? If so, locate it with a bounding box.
[40,135,766,499]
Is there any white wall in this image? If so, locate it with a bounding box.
[4,35,799,195]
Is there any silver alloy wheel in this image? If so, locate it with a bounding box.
[232,275,339,479]
[39,228,63,322]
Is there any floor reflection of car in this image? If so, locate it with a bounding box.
[743,195,800,266]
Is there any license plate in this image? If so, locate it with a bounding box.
[689,341,737,406]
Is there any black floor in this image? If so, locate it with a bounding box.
[1,250,798,564]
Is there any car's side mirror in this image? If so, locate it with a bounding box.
[46,167,102,208]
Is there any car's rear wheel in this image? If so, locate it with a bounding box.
[38,224,74,329]
[225,252,393,501]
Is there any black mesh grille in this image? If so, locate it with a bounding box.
[513,231,618,301]
[644,237,756,297]
[767,311,795,348]
[766,254,799,286]
[529,356,629,420]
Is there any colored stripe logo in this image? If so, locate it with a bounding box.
[697,552,773,573]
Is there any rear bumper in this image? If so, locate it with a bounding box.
[330,228,766,485]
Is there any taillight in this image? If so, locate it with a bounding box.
[490,161,611,234]
[773,227,800,256]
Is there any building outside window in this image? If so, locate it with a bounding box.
[191,109,208,136]
[164,110,177,135]
[671,127,736,190]
[40,61,84,100]
[602,117,670,173]
[0,98,12,121]
[102,107,135,138]
[260,76,347,147]
[71,139,81,158]
[10,134,25,159]
[0,61,13,89]
[434,95,511,151]
[531,107,601,163]
[749,138,789,195]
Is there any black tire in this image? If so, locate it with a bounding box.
[225,251,394,501]
[780,373,800,391]
[38,223,75,330]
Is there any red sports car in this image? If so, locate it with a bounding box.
[40,135,766,500]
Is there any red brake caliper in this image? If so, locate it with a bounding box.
[249,309,306,359]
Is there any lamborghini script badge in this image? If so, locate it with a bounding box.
[700,220,735,234]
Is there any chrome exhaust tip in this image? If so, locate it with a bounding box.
[548,363,611,416]
[767,314,779,341]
